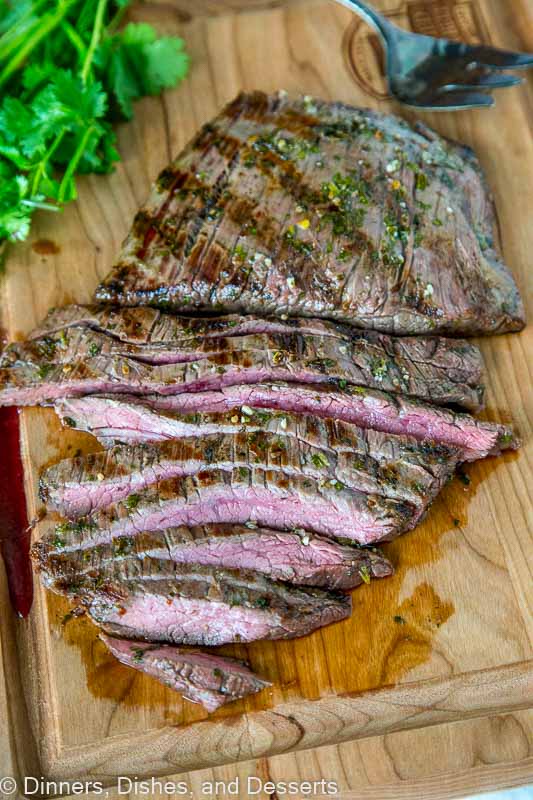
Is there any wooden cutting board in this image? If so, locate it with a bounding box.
[0,0,532,792]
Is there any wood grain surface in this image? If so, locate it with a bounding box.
[49,710,533,800]
[0,0,532,796]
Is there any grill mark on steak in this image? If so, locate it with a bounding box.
[94,91,524,336]
[33,524,393,590]
[40,426,457,519]
[37,557,353,645]
[55,384,518,462]
[99,634,270,712]
[48,468,414,547]
[0,327,485,411]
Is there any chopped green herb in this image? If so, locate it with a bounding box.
[124,493,141,509]
[393,615,406,624]
[359,565,371,584]
[370,357,388,380]
[311,451,329,469]
[88,342,101,357]
[415,172,428,191]
[232,243,248,262]
[131,647,145,663]
[37,363,53,379]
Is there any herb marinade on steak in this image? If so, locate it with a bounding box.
[95,92,524,336]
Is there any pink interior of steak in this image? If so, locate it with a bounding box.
[96,593,283,645]
[155,531,387,589]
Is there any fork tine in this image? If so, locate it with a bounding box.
[465,45,533,70]
[442,74,523,91]
[411,91,496,111]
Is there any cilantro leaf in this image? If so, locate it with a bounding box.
[0,175,34,242]
[0,1,189,244]
[96,23,189,120]
[22,62,64,93]
[137,36,190,94]
[0,97,33,144]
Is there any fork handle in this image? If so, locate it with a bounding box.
[333,0,393,41]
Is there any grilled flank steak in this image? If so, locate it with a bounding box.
[95,91,524,336]
[46,467,414,547]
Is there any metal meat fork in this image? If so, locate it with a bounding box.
[335,0,533,109]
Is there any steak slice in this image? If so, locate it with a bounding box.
[22,303,466,345]
[49,468,414,547]
[100,634,270,712]
[34,524,393,589]
[19,304,485,411]
[0,328,484,411]
[56,384,518,462]
[94,91,524,336]
[40,426,457,518]
[38,557,353,645]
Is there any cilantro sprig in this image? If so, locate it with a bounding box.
[0,0,189,243]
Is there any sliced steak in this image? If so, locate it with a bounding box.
[94,91,524,336]
[40,426,457,518]
[34,524,393,589]
[56,385,518,462]
[48,468,414,547]
[100,634,270,712]
[0,328,484,411]
[22,303,466,345]
[38,557,353,645]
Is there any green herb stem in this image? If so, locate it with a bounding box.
[21,199,61,212]
[105,3,128,37]
[81,0,108,83]
[58,125,94,202]
[0,0,50,37]
[0,1,77,89]
[60,21,88,61]
[0,19,41,65]
[31,131,66,196]
[0,2,190,244]
[0,0,49,54]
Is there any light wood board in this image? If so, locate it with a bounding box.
[0,0,532,794]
